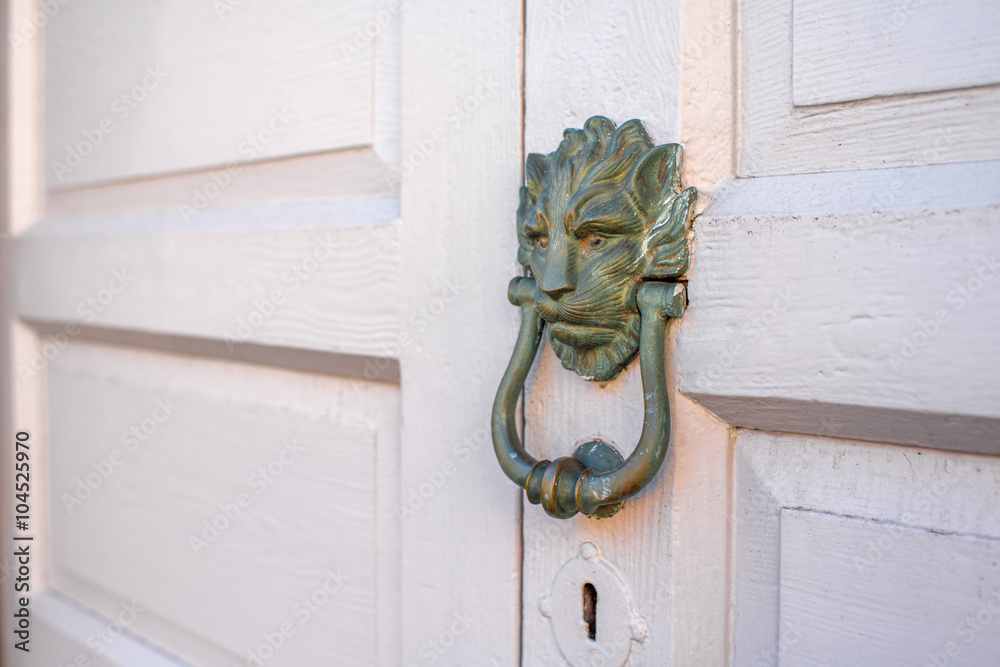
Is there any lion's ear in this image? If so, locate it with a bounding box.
[525,153,549,200]
[631,144,682,222]
[633,145,696,280]
[646,186,696,279]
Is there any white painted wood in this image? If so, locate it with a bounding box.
[742,0,1000,174]
[679,160,1000,453]
[779,509,1000,665]
[46,340,399,666]
[792,0,1000,106]
[5,0,406,660]
[10,204,401,361]
[523,0,681,157]
[46,148,397,218]
[31,592,182,667]
[6,0,999,665]
[733,430,1000,666]
[45,0,376,186]
[521,2,733,666]
[398,1,524,664]
[521,350,732,667]
[679,0,737,188]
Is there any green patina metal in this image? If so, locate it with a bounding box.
[492,116,694,519]
[516,115,695,381]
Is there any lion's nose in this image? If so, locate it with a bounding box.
[538,246,576,299]
[541,282,573,299]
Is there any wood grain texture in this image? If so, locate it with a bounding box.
[46,147,397,218]
[742,0,1000,175]
[522,2,732,665]
[521,342,732,667]
[733,430,1000,666]
[679,161,1000,453]
[398,1,525,665]
[792,0,1000,106]
[47,341,400,666]
[524,0,681,156]
[679,0,737,189]
[8,0,407,663]
[45,0,375,186]
[779,509,1000,665]
[10,203,401,360]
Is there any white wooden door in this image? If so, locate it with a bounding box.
[4,0,411,661]
[3,1,1000,666]
[517,0,1000,666]
[1,1,529,666]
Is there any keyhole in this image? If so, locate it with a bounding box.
[582,582,597,641]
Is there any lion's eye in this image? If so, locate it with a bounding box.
[536,236,549,249]
[586,235,605,249]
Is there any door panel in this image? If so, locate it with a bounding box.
[791,0,1000,105]
[734,431,1000,666]
[678,161,1000,454]
[780,509,1000,665]
[742,0,1000,174]
[4,0,404,664]
[521,0,1000,665]
[47,341,392,665]
[33,593,180,667]
[11,209,402,362]
[45,0,376,186]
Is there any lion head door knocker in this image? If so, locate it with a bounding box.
[491,116,695,519]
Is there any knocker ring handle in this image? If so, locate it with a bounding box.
[491,276,685,519]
